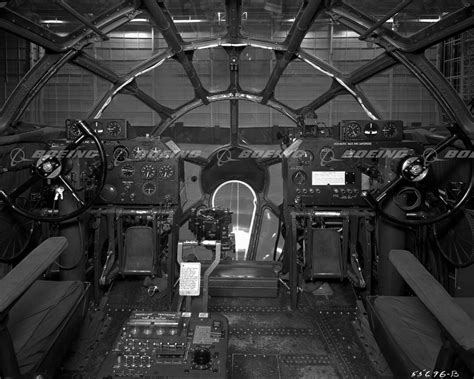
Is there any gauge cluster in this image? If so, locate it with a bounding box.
[283,127,422,207]
[339,120,403,141]
[66,119,129,140]
[95,137,181,205]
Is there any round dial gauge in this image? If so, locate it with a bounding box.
[113,146,129,162]
[382,122,398,138]
[345,122,361,139]
[158,165,175,180]
[69,121,82,138]
[292,170,307,185]
[364,122,379,136]
[107,121,122,136]
[131,146,147,161]
[91,120,103,135]
[140,164,156,179]
[148,147,163,161]
[142,182,156,196]
[298,151,314,165]
[120,164,135,178]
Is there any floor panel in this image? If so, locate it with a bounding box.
[61,279,387,378]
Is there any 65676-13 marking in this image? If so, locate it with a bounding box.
[411,370,459,378]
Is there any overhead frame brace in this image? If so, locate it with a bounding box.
[359,0,412,40]
[55,0,109,41]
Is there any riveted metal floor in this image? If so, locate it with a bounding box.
[61,279,389,378]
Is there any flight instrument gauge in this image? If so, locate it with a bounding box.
[142,182,156,196]
[292,171,307,185]
[148,147,163,161]
[140,164,156,180]
[107,121,122,136]
[113,146,129,163]
[68,121,82,138]
[120,164,135,178]
[91,120,104,135]
[382,122,398,138]
[364,122,379,136]
[298,151,314,165]
[131,146,147,161]
[158,165,175,179]
[344,122,361,139]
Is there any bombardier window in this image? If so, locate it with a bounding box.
[211,180,257,260]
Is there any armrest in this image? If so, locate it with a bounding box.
[0,237,68,313]
[389,249,474,351]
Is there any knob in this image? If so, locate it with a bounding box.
[193,347,211,369]
[100,184,117,202]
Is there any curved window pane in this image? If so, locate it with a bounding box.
[83,23,167,76]
[240,47,273,92]
[194,48,229,93]
[360,64,441,126]
[255,208,283,261]
[275,58,332,109]
[164,0,226,40]
[301,23,385,74]
[330,95,369,124]
[0,31,29,107]
[267,162,282,205]
[175,102,229,130]
[101,93,155,126]
[342,0,464,37]
[241,1,300,41]
[212,180,257,260]
[6,0,126,37]
[21,63,111,126]
[136,58,195,109]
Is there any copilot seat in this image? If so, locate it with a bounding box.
[367,250,474,377]
[0,237,88,377]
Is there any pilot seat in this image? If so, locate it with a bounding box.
[0,237,88,378]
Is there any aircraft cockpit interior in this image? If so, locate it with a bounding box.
[1,0,473,377]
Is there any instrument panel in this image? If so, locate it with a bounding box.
[99,311,228,378]
[97,137,182,205]
[66,118,129,140]
[283,136,421,207]
[339,120,403,142]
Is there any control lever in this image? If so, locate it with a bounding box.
[347,248,366,288]
[99,249,116,285]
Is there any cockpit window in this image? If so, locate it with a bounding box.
[0,32,29,107]
[1,1,473,136]
[342,0,466,37]
[82,24,168,76]
[241,0,300,40]
[164,0,226,40]
[5,0,129,37]
[212,180,257,260]
[21,63,112,127]
[359,64,441,126]
[136,58,196,109]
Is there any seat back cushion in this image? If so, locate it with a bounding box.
[373,296,442,371]
[7,280,84,374]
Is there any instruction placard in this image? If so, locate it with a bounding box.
[179,262,201,296]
